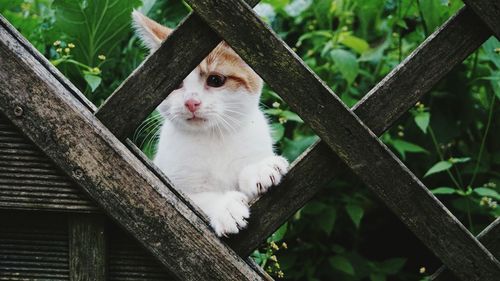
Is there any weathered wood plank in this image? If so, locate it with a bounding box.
[107,221,175,281]
[0,211,69,280]
[431,218,500,280]
[228,6,491,256]
[186,0,500,279]
[69,215,106,281]
[0,113,98,212]
[95,0,261,140]
[462,0,500,39]
[0,15,265,281]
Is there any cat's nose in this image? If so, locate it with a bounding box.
[185,98,201,113]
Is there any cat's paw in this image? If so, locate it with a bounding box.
[238,156,289,198]
[209,191,250,237]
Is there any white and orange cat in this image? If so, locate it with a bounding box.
[132,11,289,237]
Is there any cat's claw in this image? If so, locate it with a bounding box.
[238,156,289,198]
[209,191,250,237]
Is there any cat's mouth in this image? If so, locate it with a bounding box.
[186,115,206,122]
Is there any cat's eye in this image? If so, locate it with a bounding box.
[175,81,183,90]
[206,74,226,88]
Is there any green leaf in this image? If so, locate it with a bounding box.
[379,258,406,274]
[280,110,303,123]
[419,0,445,32]
[53,0,141,67]
[431,187,457,195]
[263,108,282,116]
[83,74,102,92]
[318,209,337,235]
[345,204,364,228]
[414,111,430,134]
[284,0,312,16]
[483,37,500,68]
[474,188,500,200]
[424,161,452,177]
[271,222,288,241]
[370,273,386,281]
[330,49,359,84]
[282,136,319,161]
[449,157,471,164]
[391,139,428,159]
[302,202,328,214]
[339,33,370,54]
[329,256,355,275]
[270,123,285,143]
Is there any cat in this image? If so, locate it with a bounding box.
[132,11,289,237]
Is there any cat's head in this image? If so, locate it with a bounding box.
[132,11,263,134]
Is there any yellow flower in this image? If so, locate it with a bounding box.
[64,48,70,54]
[56,48,62,53]
[92,67,101,74]
[68,43,75,48]
[98,54,106,60]
[281,242,288,249]
[419,267,426,274]
[269,255,277,262]
[54,40,61,46]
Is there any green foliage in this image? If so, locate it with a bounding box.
[257,0,498,280]
[2,0,498,280]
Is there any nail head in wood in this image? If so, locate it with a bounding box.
[13,106,23,117]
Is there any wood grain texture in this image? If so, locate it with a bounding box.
[95,0,260,140]
[69,215,106,281]
[0,15,265,281]
[0,211,69,280]
[462,0,500,39]
[431,218,500,280]
[186,0,500,279]
[0,14,95,113]
[108,222,175,281]
[0,114,98,213]
[227,7,491,256]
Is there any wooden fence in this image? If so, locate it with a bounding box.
[0,0,499,280]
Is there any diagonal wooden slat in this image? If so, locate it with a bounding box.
[462,0,500,39]
[0,14,267,281]
[227,6,492,255]
[95,0,260,140]
[431,217,500,280]
[185,0,500,279]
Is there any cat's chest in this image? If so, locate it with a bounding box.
[154,137,247,192]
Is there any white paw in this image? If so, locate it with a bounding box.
[238,156,289,198]
[208,191,250,237]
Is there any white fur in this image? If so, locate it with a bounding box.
[133,12,289,236]
[132,10,167,51]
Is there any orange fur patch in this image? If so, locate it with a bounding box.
[199,43,263,93]
[138,13,262,93]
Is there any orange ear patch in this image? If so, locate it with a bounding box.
[132,10,172,49]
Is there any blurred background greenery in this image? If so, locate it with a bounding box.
[1,0,498,280]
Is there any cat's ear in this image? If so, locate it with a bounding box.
[132,10,172,52]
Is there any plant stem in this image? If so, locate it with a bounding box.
[428,127,461,189]
[416,0,429,36]
[465,197,474,233]
[469,91,496,187]
[468,50,479,79]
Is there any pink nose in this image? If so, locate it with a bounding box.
[185,98,201,113]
